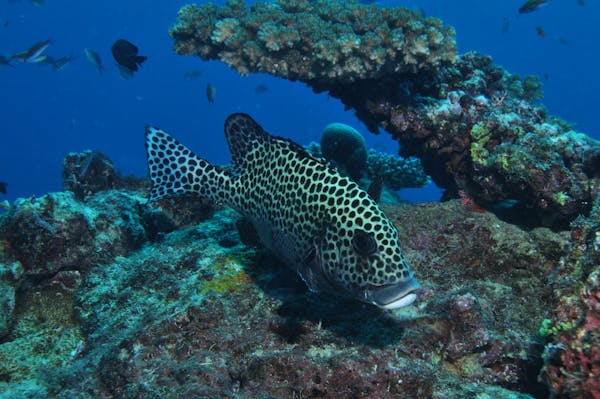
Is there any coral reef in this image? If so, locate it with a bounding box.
[320,122,367,180]
[366,149,430,191]
[540,195,600,398]
[170,0,456,84]
[307,138,429,196]
[0,165,574,397]
[62,150,117,201]
[170,0,600,226]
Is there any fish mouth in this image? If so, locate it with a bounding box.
[364,278,420,310]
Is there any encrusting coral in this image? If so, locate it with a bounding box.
[170,0,600,226]
[320,122,367,180]
[306,123,429,194]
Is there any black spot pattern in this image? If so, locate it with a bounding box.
[144,126,230,202]
[144,114,414,295]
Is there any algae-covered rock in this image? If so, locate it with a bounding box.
[0,175,587,398]
[0,190,565,398]
[0,261,23,339]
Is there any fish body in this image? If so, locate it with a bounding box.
[111,39,147,79]
[144,113,420,309]
[10,39,51,63]
[0,182,6,194]
[184,69,204,80]
[254,84,269,94]
[536,26,546,37]
[0,55,14,68]
[518,0,547,13]
[84,48,103,75]
[206,83,216,103]
[50,55,74,71]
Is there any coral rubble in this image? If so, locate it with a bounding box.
[170,0,600,226]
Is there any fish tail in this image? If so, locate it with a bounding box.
[144,126,231,203]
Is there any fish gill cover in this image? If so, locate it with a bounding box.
[170,0,600,227]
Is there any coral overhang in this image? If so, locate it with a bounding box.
[170,0,600,226]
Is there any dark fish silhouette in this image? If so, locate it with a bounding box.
[536,26,546,37]
[0,182,7,194]
[206,83,216,103]
[10,39,51,63]
[501,17,510,33]
[184,69,204,80]
[254,84,268,94]
[0,55,14,68]
[111,39,147,79]
[518,0,547,13]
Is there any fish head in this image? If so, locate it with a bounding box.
[314,204,420,310]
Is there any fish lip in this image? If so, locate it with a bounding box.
[364,278,420,310]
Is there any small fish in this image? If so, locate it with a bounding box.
[84,48,103,75]
[111,38,147,79]
[37,54,74,71]
[206,83,216,103]
[501,17,510,33]
[536,26,546,37]
[144,113,420,309]
[0,55,14,68]
[10,39,52,63]
[577,0,585,5]
[254,84,268,94]
[518,0,547,13]
[0,182,7,194]
[184,69,204,80]
[557,37,569,45]
[50,55,74,71]
[29,0,44,6]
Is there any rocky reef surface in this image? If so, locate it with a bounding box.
[2,150,598,398]
[170,0,600,226]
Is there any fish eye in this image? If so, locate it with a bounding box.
[352,229,378,256]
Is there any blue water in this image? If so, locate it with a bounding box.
[0,0,598,203]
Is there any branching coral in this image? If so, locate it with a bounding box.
[366,150,430,190]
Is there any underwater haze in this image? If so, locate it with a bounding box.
[2,1,600,398]
[0,0,598,202]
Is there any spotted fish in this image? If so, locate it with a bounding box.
[144,113,420,309]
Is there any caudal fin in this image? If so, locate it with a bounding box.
[144,126,230,202]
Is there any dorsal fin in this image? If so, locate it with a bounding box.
[224,113,270,174]
[225,113,339,176]
[367,175,384,203]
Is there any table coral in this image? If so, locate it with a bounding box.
[170,0,456,84]
[170,0,600,226]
